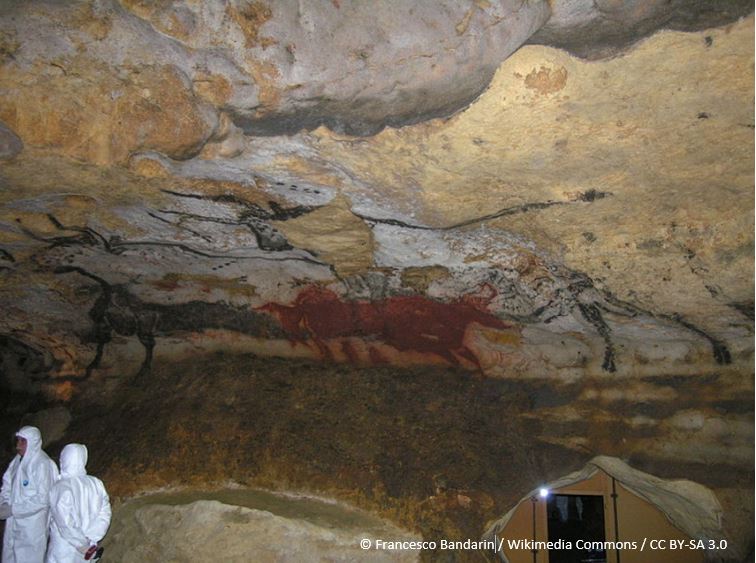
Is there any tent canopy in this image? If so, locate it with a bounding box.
[482,456,725,561]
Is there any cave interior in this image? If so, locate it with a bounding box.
[0,0,753,561]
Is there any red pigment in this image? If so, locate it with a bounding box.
[259,286,512,368]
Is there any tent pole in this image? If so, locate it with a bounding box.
[531,496,538,563]
[612,477,621,563]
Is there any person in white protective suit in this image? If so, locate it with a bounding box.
[0,426,59,563]
[46,444,111,563]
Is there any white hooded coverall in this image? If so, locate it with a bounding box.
[0,425,59,563]
[46,444,111,563]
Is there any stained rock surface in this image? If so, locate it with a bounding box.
[0,1,752,562]
[0,10,751,386]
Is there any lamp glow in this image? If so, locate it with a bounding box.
[539,488,549,498]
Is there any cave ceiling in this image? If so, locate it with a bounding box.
[0,0,753,392]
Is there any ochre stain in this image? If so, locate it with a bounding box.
[258,286,514,370]
[524,65,568,95]
[226,1,274,48]
[150,273,258,298]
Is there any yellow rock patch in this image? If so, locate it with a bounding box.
[226,2,275,49]
[151,273,259,299]
[0,59,215,165]
[310,18,754,335]
[273,195,374,277]
[523,65,568,94]
[400,266,451,293]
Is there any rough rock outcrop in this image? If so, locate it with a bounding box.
[106,492,420,563]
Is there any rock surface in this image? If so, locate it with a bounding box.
[63,356,753,562]
[0,14,750,387]
[106,490,420,562]
[0,2,752,561]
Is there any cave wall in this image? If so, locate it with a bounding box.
[0,1,752,561]
[0,6,751,389]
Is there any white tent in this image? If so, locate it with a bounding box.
[482,456,726,562]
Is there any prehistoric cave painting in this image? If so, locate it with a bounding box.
[346,195,632,371]
[0,335,54,392]
[146,184,730,374]
[0,186,734,380]
[17,206,328,267]
[157,189,317,252]
[348,189,731,372]
[595,288,734,367]
[44,263,168,382]
[521,262,732,371]
[53,266,114,379]
[258,285,514,369]
[6,209,315,382]
[576,302,616,372]
[352,189,612,231]
[253,271,631,373]
[660,312,731,365]
[45,265,286,383]
[15,192,326,266]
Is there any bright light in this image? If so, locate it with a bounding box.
[539,488,549,498]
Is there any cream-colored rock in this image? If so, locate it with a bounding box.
[308,18,754,351]
[198,113,247,159]
[273,195,374,277]
[106,491,420,563]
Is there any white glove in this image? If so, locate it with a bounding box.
[0,503,11,520]
[77,545,89,555]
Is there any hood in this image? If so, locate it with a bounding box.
[60,443,88,478]
[16,426,42,459]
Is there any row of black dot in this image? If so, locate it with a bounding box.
[211,261,236,271]
[274,181,321,194]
